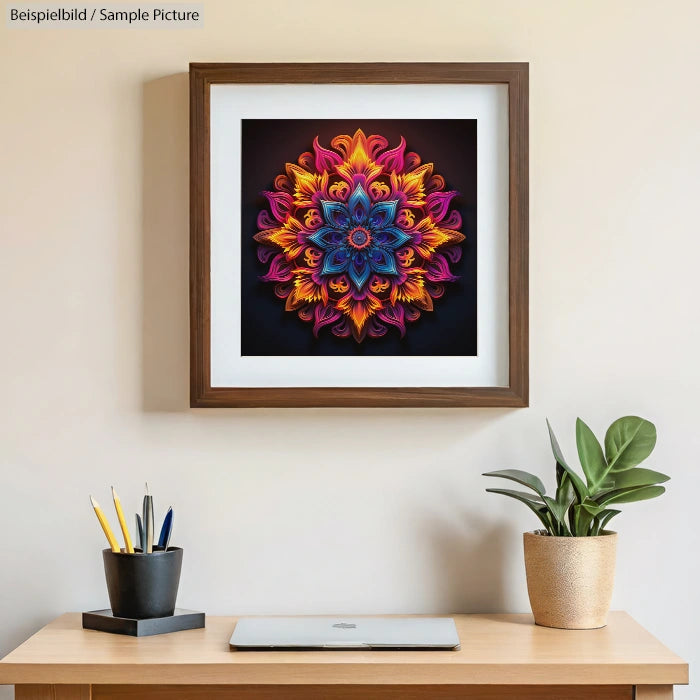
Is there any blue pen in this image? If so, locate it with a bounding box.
[135,513,144,552]
[158,507,173,550]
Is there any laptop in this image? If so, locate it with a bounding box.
[230,616,460,650]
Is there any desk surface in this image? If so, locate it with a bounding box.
[0,612,688,686]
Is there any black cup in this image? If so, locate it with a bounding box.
[102,547,183,619]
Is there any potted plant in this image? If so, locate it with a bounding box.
[484,416,668,630]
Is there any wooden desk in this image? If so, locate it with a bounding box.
[0,612,688,699]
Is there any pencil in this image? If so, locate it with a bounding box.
[90,495,120,553]
[111,486,134,553]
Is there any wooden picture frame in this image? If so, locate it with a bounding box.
[190,63,528,408]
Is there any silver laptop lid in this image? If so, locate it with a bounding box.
[230,616,460,650]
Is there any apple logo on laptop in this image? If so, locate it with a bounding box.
[332,622,357,629]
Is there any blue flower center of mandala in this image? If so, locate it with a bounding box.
[348,226,371,250]
[309,183,412,292]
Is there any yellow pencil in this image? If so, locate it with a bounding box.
[111,486,134,553]
[90,495,120,553]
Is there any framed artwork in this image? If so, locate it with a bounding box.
[190,63,528,407]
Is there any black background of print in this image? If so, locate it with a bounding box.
[240,119,477,356]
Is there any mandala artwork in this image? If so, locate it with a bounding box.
[253,129,465,343]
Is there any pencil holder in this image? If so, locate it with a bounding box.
[102,547,183,619]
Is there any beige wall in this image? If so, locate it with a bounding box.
[2,0,699,696]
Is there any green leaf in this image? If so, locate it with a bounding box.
[482,469,546,497]
[544,496,573,535]
[555,467,574,504]
[547,419,570,469]
[542,509,556,534]
[591,508,621,536]
[581,499,607,517]
[485,487,544,504]
[485,488,551,531]
[598,509,621,531]
[559,466,580,531]
[572,504,596,536]
[604,416,657,472]
[576,418,609,490]
[600,467,669,491]
[546,419,589,500]
[597,484,666,507]
[552,474,576,536]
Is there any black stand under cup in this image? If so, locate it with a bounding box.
[82,546,204,636]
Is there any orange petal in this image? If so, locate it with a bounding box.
[334,129,383,183]
[414,218,465,258]
[285,272,325,309]
[393,270,432,310]
[286,164,327,206]
[337,292,382,333]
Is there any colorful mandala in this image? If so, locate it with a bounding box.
[253,129,465,343]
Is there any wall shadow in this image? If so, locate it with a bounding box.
[141,73,190,412]
[424,511,511,613]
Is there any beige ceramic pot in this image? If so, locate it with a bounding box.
[523,530,617,630]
